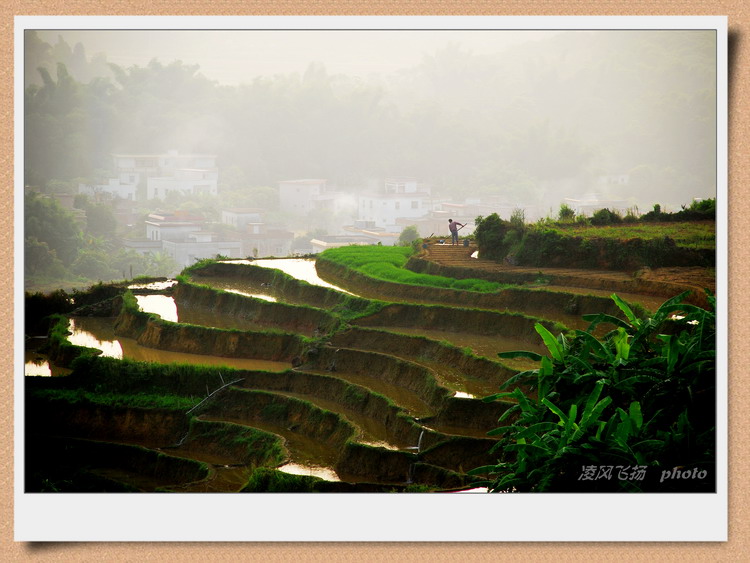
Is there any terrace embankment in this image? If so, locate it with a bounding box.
[413,243,714,309]
[115,307,305,363]
[169,418,287,468]
[173,280,340,336]
[315,256,627,327]
[26,437,210,492]
[349,304,559,345]
[199,388,358,466]
[186,261,372,312]
[26,396,189,447]
[330,326,518,385]
[233,370,423,448]
[302,346,451,415]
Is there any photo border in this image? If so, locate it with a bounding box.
[4,5,744,560]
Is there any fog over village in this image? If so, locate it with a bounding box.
[24,28,717,288]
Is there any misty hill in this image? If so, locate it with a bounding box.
[24,29,716,209]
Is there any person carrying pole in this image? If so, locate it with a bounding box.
[448,219,465,246]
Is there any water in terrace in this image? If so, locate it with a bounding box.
[24,349,71,377]
[128,280,178,291]
[277,462,340,481]
[135,295,178,322]
[67,317,291,372]
[219,258,357,295]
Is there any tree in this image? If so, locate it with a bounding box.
[71,249,117,281]
[24,236,69,278]
[558,203,576,222]
[84,203,118,240]
[24,193,83,267]
[398,225,420,246]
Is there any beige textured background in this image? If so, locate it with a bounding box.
[2,2,745,560]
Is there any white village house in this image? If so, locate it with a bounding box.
[79,150,219,202]
[357,177,433,232]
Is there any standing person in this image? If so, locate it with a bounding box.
[448,219,465,246]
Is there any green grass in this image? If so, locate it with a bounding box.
[321,245,511,293]
[552,221,715,250]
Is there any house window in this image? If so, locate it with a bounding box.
[395,202,400,210]
[411,201,419,209]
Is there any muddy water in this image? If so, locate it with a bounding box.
[24,350,72,377]
[69,316,291,372]
[222,258,357,295]
[371,326,544,372]
[68,317,123,358]
[135,295,178,322]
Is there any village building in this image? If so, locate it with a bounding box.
[122,210,242,267]
[357,177,434,232]
[79,150,219,202]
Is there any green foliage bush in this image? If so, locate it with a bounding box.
[642,199,716,222]
[590,208,623,226]
[473,214,509,261]
[472,292,715,492]
[558,203,576,222]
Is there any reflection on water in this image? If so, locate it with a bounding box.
[222,258,357,295]
[128,280,178,291]
[224,289,277,302]
[359,440,402,451]
[68,318,123,358]
[136,295,178,322]
[277,462,340,482]
[68,316,291,372]
[24,350,72,377]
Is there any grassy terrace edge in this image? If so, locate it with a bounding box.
[318,245,514,293]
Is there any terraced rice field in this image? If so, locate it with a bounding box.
[25,244,711,493]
